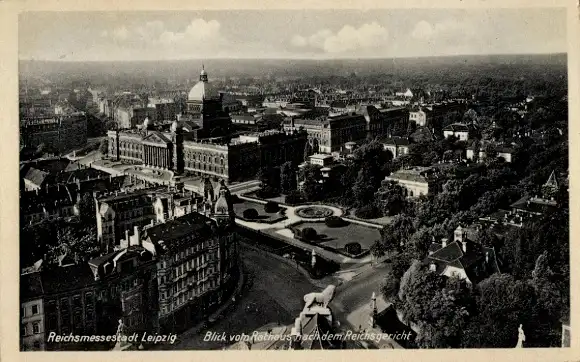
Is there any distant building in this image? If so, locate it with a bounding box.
[308,154,334,167]
[380,137,410,159]
[443,123,470,141]
[107,67,306,183]
[409,108,431,127]
[425,226,500,284]
[479,171,560,227]
[20,114,88,153]
[384,166,437,197]
[284,114,367,154]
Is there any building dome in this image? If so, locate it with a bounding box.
[187,66,219,101]
[188,82,219,101]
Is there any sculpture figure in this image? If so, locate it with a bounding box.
[303,285,336,311]
[515,324,526,348]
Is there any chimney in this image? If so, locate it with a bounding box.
[441,238,448,247]
[125,229,129,245]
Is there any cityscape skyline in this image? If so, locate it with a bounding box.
[19,8,567,61]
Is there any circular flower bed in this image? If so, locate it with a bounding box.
[295,206,334,219]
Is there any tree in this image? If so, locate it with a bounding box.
[531,251,566,322]
[325,216,346,228]
[242,208,259,219]
[407,225,446,260]
[299,163,322,182]
[99,138,109,155]
[354,204,381,219]
[264,201,279,213]
[302,179,323,202]
[352,167,381,207]
[374,181,406,216]
[279,161,297,194]
[370,239,387,260]
[381,272,400,304]
[398,266,447,325]
[379,214,416,253]
[461,273,558,348]
[301,227,318,241]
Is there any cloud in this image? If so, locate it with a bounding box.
[112,26,129,41]
[103,19,223,49]
[411,20,433,40]
[411,19,470,41]
[291,22,389,54]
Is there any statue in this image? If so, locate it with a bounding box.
[515,324,526,348]
[112,319,128,350]
[311,250,317,268]
[116,319,125,339]
[303,285,336,311]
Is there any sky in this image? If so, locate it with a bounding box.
[19,8,568,61]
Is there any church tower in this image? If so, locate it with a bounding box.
[213,179,234,228]
[541,170,559,201]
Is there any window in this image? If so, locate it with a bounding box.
[31,305,39,315]
[21,325,27,336]
[33,322,40,334]
[21,307,26,317]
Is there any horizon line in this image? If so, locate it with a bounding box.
[18,52,567,63]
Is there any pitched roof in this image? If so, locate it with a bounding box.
[427,239,500,284]
[380,136,410,146]
[40,264,97,295]
[443,123,470,132]
[24,168,49,187]
[300,313,337,350]
[545,170,559,188]
[143,212,215,248]
[510,196,558,214]
[142,131,171,144]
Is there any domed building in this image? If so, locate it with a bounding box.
[182,66,232,140]
[106,65,308,183]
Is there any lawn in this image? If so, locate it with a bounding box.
[295,222,381,252]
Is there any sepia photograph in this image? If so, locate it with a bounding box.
[14,4,572,353]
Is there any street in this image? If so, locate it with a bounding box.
[166,244,390,350]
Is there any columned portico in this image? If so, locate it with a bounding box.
[143,143,171,170]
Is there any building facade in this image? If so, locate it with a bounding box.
[384,167,437,197]
[140,184,238,333]
[20,114,88,152]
